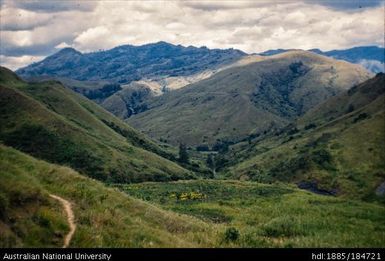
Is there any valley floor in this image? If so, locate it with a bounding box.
[115,180,385,247]
[1,144,384,247]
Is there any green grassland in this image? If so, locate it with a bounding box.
[222,74,385,201]
[0,144,217,247]
[2,143,383,247]
[0,64,383,248]
[116,180,385,247]
[0,67,193,183]
[127,51,371,146]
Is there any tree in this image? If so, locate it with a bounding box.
[206,154,214,169]
[206,154,216,178]
[178,143,189,164]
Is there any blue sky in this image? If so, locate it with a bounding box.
[0,0,384,69]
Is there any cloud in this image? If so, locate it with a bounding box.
[358,59,385,72]
[0,0,384,70]
[0,54,45,70]
[0,7,52,31]
[55,42,72,49]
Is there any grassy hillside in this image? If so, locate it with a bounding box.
[1,144,384,247]
[101,81,155,119]
[22,75,118,103]
[101,55,265,119]
[223,74,385,201]
[117,180,385,247]
[127,51,371,146]
[0,144,215,247]
[0,66,193,183]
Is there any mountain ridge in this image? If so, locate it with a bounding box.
[259,46,385,73]
[127,50,372,146]
[16,42,246,84]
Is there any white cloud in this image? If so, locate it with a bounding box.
[55,42,72,49]
[0,0,384,70]
[0,54,45,70]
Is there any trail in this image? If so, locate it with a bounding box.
[49,194,76,248]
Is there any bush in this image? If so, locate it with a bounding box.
[196,145,210,151]
[0,193,9,220]
[212,140,230,153]
[224,227,240,242]
[304,123,317,130]
[353,113,369,123]
[178,143,189,164]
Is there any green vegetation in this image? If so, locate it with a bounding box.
[0,144,216,247]
[116,180,385,247]
[178,143,189,164]
[128,51,371,146]
[223,73,385,201]
[0,62,383,248]
[2,143,384,247]
[0,67,193,183]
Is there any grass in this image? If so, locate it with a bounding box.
[0,67,193,183]
[116,180,385,247]
[127,51,371,146]
[222,74,385,201]
[3,143,384,247]
[0,144,217,247]
[0,147,69,247]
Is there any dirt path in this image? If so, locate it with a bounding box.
[49,194,76,248]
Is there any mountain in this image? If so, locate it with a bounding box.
[260,46,385,73]
[0,66,193,183]
[127,51,372,146]
[223,73,385,201]
[2,144,384,247]
[101,55,265,119]
[258,49,298,56]
[16,42,246,84]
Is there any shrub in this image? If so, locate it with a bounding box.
[347,104,355,113]
[0,193,9,220]
[353,113,369,123]
[178,143,189,164]
[212,140,230,153]
[304,123,317,130]
[196,145,210,151]
[224,227,240,242]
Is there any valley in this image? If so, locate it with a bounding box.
[1,145,384,247]
[0,42,384,248]
[127,50,372,146]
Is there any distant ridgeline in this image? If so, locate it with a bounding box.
[259,46,385,73]
[16,41,246,84]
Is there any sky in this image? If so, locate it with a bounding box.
[0,0,384,70]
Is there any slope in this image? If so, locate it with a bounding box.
[224,73,385,201]
[0,67,193,183]
[101,55,265,119]
[0,144,215,247]
[2,144,384,247]
[127,51,372,146]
